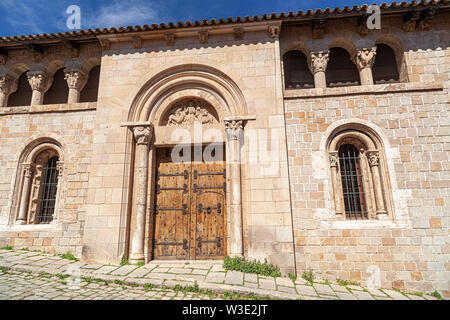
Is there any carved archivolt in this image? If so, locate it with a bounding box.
[164,99,218,126]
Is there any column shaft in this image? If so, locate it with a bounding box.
[129,126,152,262]
[367,151,388,220]
[225,120,244,257]
[16,164,33,225]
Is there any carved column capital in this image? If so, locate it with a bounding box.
[64,70,87,90]
[351,47,377,71]
[329,152,339,167]
[225,120,244,141]
[366,150,380,167]
[308,51,330,74]
[27,72,50,92]
[23,163,35,178]
[0,74,17,96]
[56,162,64,177]
[133,126,153,146]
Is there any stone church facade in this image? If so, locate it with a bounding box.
[0,1,448,296]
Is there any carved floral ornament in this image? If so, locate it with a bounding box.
[308,51,330,74]
[225,120,243,141]
[27,73,50,92]
[133,126,153,146]
[64,70,86,90]
[165,100,218,126]
[329,151,339,167]
[351,47,377,71]
[0,74,17,95]
[366,150,380,166]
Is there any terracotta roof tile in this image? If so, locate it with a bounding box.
[0,0,448,44]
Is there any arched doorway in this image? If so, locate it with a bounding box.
[124,64,251,263]
[152,99,227,260]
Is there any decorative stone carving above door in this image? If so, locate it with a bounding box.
[163,99,219,126]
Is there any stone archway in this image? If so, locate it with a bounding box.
[123,64,253,263]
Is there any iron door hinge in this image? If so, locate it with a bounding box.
[197,236,222,248]
[193,183,226,193]
[156,184,188,194]
[197,203,222,214]
[154,238,188,250]
[155,204,188,215]
[194,169,226,179]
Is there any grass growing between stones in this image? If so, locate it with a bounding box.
[120,258,130,266]
[58,252,78,261]
[0,246,13,250]
[301,270,314,284]
[223,256,281,278]
[429,290,443,300]
[336,279,360,287]
[170,281,277,300]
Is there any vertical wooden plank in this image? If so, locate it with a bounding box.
[153,147,191,260]
[193,144,226,260]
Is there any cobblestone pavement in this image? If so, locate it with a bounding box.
[0,249,442,300]
[0,269,215,300]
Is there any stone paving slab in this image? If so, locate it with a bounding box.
[313,283,335,295]
[259,278,276,290]
[224,270,243,285]
[126,267,151,278]
[0,249,445,301]
[296,285,317,297]
[110,265,138,276]
[351,290,375,300]
[383,289,410,300]
[276,277,295,287]
[93,265,118,275]
[244,273,258,283]
[205,272,226,283]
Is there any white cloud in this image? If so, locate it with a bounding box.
[0,0,50,35]
[84,0,165,29]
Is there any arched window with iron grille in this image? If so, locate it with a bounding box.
[327,126,393,221]
[338,144,368,220]
[37,156,59,224]
[13,142,63,226]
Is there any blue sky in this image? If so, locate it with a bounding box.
[0,0,391,37]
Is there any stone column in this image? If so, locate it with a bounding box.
[50,162,64,225]
[225,120,244,257]
[27,72,51,106]
[366,150,388,220]
[16,164,34,225]
[329,152,344,218]
[308,51,329,88]
[351,47,377,86]
[129,125,153,263]
[64,70,87,103]
[0,74,18,108]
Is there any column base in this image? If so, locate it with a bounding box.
[376,212,389,220]
[129,254,145,263]
[228,253,244,258]
[14,220,26,225]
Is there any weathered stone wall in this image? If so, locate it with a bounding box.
[0,105,96,257]
[282,16,449,297]
[81,28,296,274]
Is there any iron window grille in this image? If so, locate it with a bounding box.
[37,156,59,224]
[338,144,368,220]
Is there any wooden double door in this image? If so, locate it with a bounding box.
[153,146,226,260]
